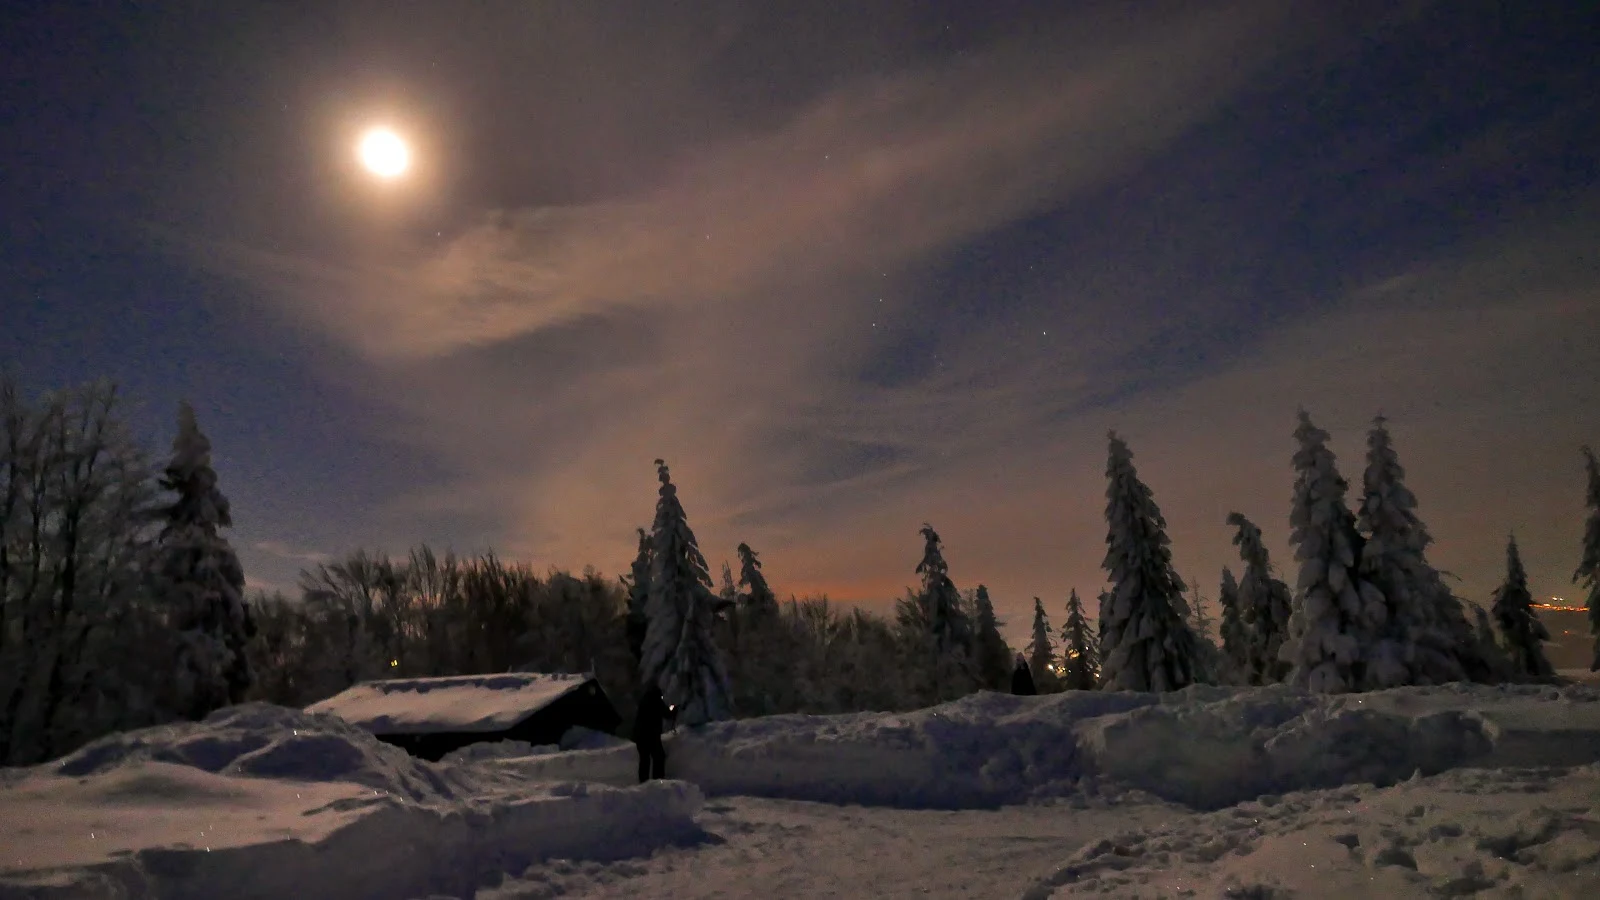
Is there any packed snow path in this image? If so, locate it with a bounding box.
[2,682,1599,898]
[486,767,1600,899]
[486,796,1182,899]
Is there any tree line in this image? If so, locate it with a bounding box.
[1,381,252,765]
[4,378,1598,763]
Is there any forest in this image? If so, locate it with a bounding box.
[2,377,1596,766]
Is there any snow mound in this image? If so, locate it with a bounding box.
[1021,763,1600,899]
[507,683,1600,810]
[1076,686,1498,809]
[3,704,706,899]
[4,701,707,896]
[560,725,630,751]
[0,768,704,900]
[52,702,470,803]
[440,739,558,764]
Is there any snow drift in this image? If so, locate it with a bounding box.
[1022,763,1600,899]
[6,683,1600,897]
[508,682,1600,810]
[0,704,703,900]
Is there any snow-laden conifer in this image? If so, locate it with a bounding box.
[156,401,253,719]
[1226,512,1293,684]
[1357,415,1485,684]
[718,561,738,614]
[624,528,651,663]
[914,524,970,654]
[1217,567,1250,683]
[1579,447,1600,672]
[1188,587,1212,640]
[1100,432,1202,692]
[970,585,1013,691]
[1027,597,1058,692]
[1283,410,1383,693]
[641,460,731,725]
[897,524,974,701]
[1491,535,1553,681]
[735,542,778,619]
[1470,604,1509,682]
[1059,589,1098,690]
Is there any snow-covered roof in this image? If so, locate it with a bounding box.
[305,672,600,736]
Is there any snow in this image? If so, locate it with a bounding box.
[304,672,597,735]
[5,683,1600,898]
[1022,764,1600,899]
[501,683,1600,811]
[0,704,703,899]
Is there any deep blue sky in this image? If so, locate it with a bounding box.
[2,2,1597,646]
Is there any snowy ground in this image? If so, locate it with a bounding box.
[3,682,1599,899]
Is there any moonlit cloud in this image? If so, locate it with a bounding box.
[181,1,1598,644]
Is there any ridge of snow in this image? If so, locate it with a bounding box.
[6,683,1600,897]
[0,703,702,899]
[1022,763,1600,899]
[504,683,1600,810]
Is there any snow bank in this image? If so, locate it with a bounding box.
[0,704,704,899]
[440,739,558,764]
[507,683,1600,810]
[560,725,630,751]
[1561,667,1600,686]
[51,702,473,803]
[1074,685,1508,809]
[1021,763,1600,899]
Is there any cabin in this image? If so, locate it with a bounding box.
[305,671,621,762]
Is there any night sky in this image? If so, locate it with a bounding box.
[3,2,1596,643]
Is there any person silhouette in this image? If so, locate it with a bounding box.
[1011,653,1037,696]
[632,683,676,782]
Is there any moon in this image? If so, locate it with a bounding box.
[357,128,411,179]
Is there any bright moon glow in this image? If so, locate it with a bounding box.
[358,128,410,179]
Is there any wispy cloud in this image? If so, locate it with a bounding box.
[181,4,1304,586]
[179,2,1598,639]
[252,540,332,565]
[204,2,1296,359]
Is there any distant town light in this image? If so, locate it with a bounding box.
[1532,599,1585,612]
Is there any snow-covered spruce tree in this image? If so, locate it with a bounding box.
[623,527,651,663]
[1470,603,1509,682]
[717,561,738,615]
[914,524,969,652]
[1100,432,1203,692]
[1283,410,1387,693]
[1217,567,1249,684]
[1357,415,1487,684]
[1226,512,1293,684]
[902,523,975,701]
[641,460,731,725]
[1059,589,1098,691]
[1027,597,1059,692]
[1188,585,1226,683]
[1491,535,1554,681]
[736,542,778,619]
[725,541,792,715]
[1188,586,1212,641]
[970,585,1013,691]
[1579,447,1600,671]
[155,401,253,720]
